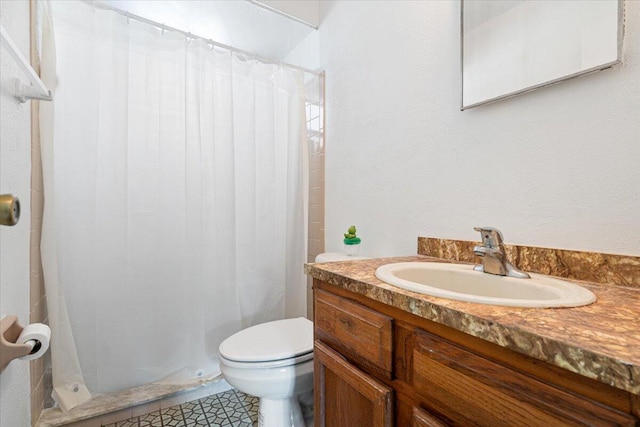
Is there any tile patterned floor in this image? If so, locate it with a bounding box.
[103,389,258,427]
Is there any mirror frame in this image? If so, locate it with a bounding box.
[460,0,624,111]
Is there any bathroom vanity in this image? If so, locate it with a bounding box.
[306,253,640,426]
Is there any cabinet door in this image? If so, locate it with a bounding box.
[314,340,393,427]
[412,406,449,427]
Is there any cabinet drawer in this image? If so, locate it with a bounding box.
[412,330,635,427]
[314,289,393,376]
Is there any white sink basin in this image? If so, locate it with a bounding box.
[375,262,596,308]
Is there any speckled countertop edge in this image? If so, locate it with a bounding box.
[305,256,640,395]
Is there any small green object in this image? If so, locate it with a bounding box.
[344,237,361,245]
[343,225,360,244]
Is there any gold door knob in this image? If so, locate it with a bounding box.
[0,194,20,226]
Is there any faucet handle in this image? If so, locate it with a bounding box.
[473,227,505,249]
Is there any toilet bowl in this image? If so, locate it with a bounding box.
[219,317,314,427]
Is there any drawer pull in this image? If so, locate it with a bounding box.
[339,317,353,328]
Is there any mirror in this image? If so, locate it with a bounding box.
[461,0,623,110]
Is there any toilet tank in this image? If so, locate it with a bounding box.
[314,252,370,263]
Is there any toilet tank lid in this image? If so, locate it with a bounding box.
[315,252,370,262]
[219,317,313,363]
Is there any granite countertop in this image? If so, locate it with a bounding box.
[305,255,640,396]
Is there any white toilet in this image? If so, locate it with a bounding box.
[219,317,314,427]
[219,253,369,426]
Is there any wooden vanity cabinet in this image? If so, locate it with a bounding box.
[313,280,639,427]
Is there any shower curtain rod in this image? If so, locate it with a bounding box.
[0,24,52,102]
[83,0,321,77]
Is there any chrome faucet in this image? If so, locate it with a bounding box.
[473,227,530,278]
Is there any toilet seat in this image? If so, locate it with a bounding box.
[219,350,313,369]
[219,317,313,364]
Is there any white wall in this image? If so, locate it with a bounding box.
[0,1,32,426]
[284,29,320,72]
[319,0,640,257]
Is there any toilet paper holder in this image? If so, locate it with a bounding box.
[0,316,37,373]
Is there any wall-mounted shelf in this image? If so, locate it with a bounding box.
[0,24,52,103]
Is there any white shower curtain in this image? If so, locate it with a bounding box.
[43,1,308,408]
